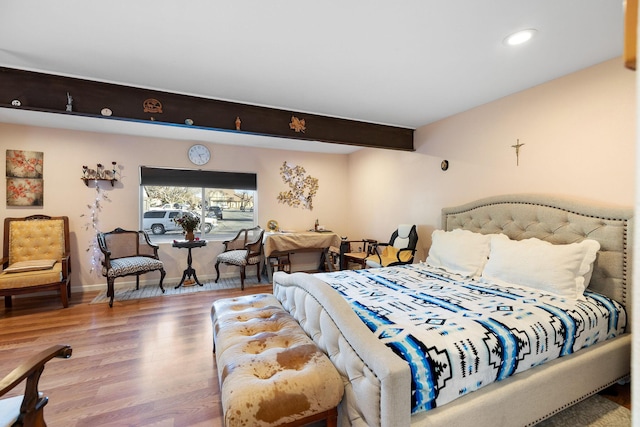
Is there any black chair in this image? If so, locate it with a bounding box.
[365,224,418,268]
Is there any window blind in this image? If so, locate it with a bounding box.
[140,166,257,190]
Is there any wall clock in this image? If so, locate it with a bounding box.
[188,144,211,166]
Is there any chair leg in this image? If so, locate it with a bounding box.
[240,267,246,290]
[159,269,166,293]
[107,277,115,308]
[60,283,69,308]
[214,261,221,283]
[20,396,47,427]
[136,275,140,290]
[256,262,261,283]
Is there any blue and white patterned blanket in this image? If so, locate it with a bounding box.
[315,263,627,414]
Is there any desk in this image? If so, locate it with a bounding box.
[264,232,341,281]
[172,240,207,288]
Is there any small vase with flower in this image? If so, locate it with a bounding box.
[173,213,200,241]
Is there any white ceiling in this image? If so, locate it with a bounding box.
[0,1,625,153]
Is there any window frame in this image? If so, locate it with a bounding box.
[140,166,258,243]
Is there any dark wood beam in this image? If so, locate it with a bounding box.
[0,67,414,151]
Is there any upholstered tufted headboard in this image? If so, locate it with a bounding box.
[442,194,633,307]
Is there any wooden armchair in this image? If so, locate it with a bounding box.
[0,344,72,427]
[328,239,378,270]
[214,226,264,289]
[97,228,166,307]
[0,216,71,308]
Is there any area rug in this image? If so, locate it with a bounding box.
[537,393,630,426]
[90,276,266,304]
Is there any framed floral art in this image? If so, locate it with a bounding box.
[6,150,44,206]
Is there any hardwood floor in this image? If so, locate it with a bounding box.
[600,382,631,410]
[0,287,631,426]
[0,285,271,426]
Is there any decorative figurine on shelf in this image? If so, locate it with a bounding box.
[82,165,96,179]
[235,116,241,130]
[315,219,319,231]
[143,98,163,114]
[81,162,118,186]
[66,92,73,112]
[289,116,306,133]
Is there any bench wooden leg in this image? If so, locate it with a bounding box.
[325,407,338,427]
[277,407,338,427]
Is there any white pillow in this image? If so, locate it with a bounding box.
[4,259,57,273]
[426,229,495,277]
[481,237,600,299]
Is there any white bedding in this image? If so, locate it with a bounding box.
[315,263,627,414]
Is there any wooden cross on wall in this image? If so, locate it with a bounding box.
[511,139,525,166]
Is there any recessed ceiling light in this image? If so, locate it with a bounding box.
[504,29,537,46]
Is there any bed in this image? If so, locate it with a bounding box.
[272,194,632,427]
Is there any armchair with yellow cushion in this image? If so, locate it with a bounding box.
[365,224,418,268]
[0,216,71,308]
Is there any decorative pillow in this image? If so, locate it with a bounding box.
[426,229,498,277]
[4,259,57,273]
[481,237,600,299]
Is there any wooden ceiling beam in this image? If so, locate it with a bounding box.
[0,67,414,151]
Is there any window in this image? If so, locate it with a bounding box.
[140,166,257,243]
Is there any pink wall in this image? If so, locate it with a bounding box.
[347,58,636,261]
[0,125,350,291]
[0,58,635,293]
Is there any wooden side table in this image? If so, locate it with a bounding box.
[172,240,207,289]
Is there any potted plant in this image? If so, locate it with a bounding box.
[173,213,200,241]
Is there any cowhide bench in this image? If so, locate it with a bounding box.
[212,293,344,427]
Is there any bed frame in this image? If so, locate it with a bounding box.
[272,194,633,427]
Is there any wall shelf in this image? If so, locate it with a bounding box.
[0,67,414,151]
[82,178,117,187]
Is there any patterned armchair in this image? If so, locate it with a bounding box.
[0,344,72,427]
[0,215,71,308]
[214,226,264,289]
[97,228,166,307]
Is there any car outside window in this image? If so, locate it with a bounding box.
[140,167,257,244]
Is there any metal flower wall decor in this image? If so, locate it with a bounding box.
[277,161,318,210]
